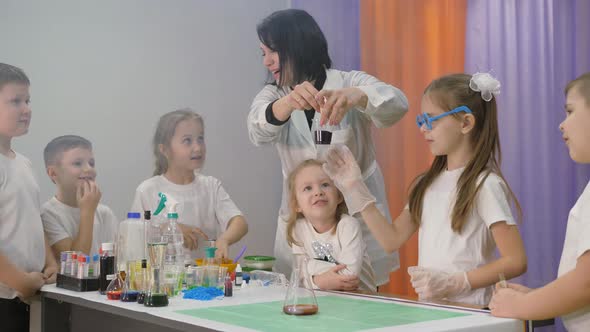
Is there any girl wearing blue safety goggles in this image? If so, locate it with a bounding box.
[323,73,526,307]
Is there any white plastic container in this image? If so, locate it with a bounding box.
[116,212,145,272]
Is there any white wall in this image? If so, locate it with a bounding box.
[1,0,287,259]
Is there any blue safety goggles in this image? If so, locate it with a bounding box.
[416,105,473,130]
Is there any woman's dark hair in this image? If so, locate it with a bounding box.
[257,9,331,86]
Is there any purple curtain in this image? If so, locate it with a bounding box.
[291,0,360,71]
[466,1,590,330]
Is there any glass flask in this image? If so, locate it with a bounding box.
[283,254,318,315]
[106,271,125,300]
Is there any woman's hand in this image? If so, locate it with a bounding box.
[316,87,367,126]
[281,81,321,112]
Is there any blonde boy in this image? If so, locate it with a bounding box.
[42,135,118,257]
[490,72,590,332]
[0,63,57,331]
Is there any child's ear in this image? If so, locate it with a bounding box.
[461,113,476,134]
[158,144,168,158]
[46,166,57,184]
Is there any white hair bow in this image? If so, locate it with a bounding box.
[469,72,501,102]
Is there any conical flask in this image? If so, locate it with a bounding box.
[283,254,318,315]
[106,271,125,300]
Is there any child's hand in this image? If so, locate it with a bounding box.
[18,272,45,299]
[43,264,58,284]
[408,266,471,300]
[323,145,376,215]
[495,282,532,293]
[323,145,362,190]
[178,223,208,251]
[214,239,229,260]
[489,287,527,318]
[76,180,101,213]
[313,264,359,291]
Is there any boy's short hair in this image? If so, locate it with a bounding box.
[0,63,30,91]
[565,72,590,106]
[44,135,93,168]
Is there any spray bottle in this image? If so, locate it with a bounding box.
[154,193,185,297]
[144,193,174,306]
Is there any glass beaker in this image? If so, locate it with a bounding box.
[283,254,318,315]
[312,116,342,161]
[144,240,169,307]
[144,265,169,307]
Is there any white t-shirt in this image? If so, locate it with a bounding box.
[557,180,590,332]
[0,152,46,299]
[291,214,376,291]
[41,197,119,256]
[131,173,243,259]
[416,168,516,306]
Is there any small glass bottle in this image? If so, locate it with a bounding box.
[137,259,148,304]
[99,243,115,294]
[234,263,243,287]
[224,273,233,297]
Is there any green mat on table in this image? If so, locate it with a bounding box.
[175,295,470,332]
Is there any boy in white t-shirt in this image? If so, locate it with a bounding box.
[0,63,58,332]
[42,135,118,258]
[490,72,590,332]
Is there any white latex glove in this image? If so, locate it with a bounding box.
[322,144,376,215]
[408,266,471,300]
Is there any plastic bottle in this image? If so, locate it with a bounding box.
[116,212,144,273]
[162,209,184,297]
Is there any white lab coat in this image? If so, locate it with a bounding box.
[248,69,408,285]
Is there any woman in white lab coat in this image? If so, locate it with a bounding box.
[247,9,408,288]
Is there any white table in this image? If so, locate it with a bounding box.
[40,284,524,332]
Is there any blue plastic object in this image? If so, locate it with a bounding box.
[183,286,224,301]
